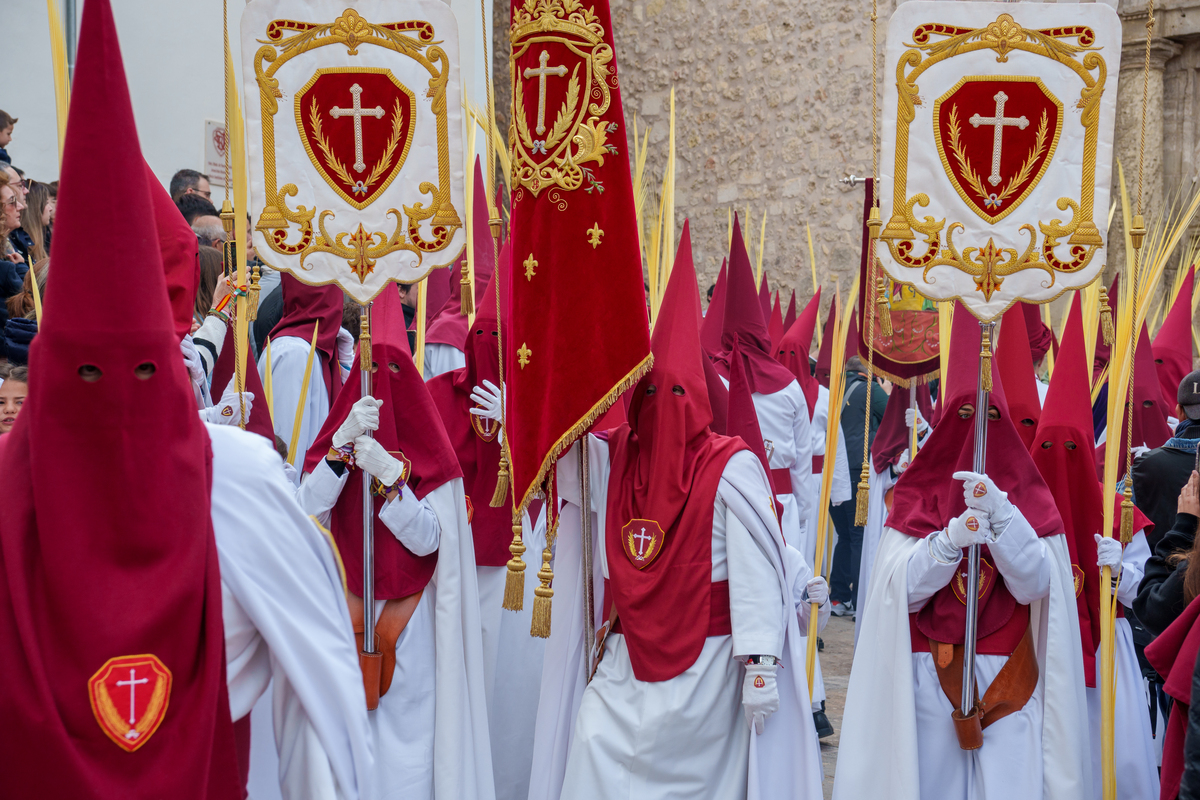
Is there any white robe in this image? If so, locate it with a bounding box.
[295,461,495,800]
[1086,530,1159,800]
[207,424,373,800]
[423,343,466,380]
[529,437,823,800]
[262,335,332,469]
[854,462,899,646]
[805,386,851,566]
[834,518,1089,800]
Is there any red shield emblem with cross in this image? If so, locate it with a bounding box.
[952,557,997,605]
[934,77,1063,223]
[296,68,417,210]
[88,654,173,752]
[621,518,665,569]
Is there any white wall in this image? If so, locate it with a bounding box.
[4,0,492,190]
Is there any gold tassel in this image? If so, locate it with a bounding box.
[359,310,371,370]
[1119,484,1134,544]
[491,446,511,507]
[1100,287,1115,346]
[246,263,261,322]
[503,520,526,611]
[854,462,871,526]
[530,545,554,638]
[980,327,993,392]
[460,261,474,316]
[876,274,893,337]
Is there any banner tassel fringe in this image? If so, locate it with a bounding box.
[530,546,554,638]
[491,447,511,507]
[503,522,526,611]
[1100,287,1115,346]
[854,462,871,526]
[460,268,474,316]
[876,275,893,337]
[1120,485,1135,544]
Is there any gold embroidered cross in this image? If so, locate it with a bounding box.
[517,343,532,368]
[524,253,538,280]
[587,223,604,249]
[523,50,568,136]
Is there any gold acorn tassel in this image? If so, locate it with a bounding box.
[854,461,871,526]
[503,517,526,611]
[979,326,993,392]
[1119,483,1135,544]
[491,444,511,507]
[876,273,893,337]
[530,545,555,638]
[247,263,261,322]
[1100,286,1115,346]
[460,260,474,316]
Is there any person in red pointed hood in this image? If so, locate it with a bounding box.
[0,0,242,792]
[1153,266,1195,411]
[996,303,1043,450]
[837,302,1089,800]
[711,216,814,589]
[1097,322,1175,481]
[1029,293,1159,798]
[700,258,727,356]
[297,281,493,796]
[424,158,496,380]
[768,292,785,352]
[759,272,772,324]
[260,273,346,468]
[1024,301,1056,369]
[777,288,822,416]
[784,290,798,333]
[553,209,824,800]
[815,295,837,388]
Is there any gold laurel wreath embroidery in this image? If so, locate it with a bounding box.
[96,674,168,739]
[546,65,581,150]
[308,97,406,196]
[947,104,1050,211]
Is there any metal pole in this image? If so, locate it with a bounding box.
[961,319,995,717]
[579,442,596,679]
[361,303,376,655]
[908,382,918,461]
[64,0,77,84]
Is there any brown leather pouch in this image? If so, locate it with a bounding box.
[928,626,1038,749]
[590,603,619,682]
[347,590,424,709]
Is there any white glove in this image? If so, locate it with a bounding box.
[946,508,993,550]
[354,435,403,487]
[180,336,206,387]
[201,389,254,426]
[281,461,299,486]
[905,407,930,436]
[1095,534,1123,569]
[742,662,780,734]
[953,470,1015,533]
[895,448,912,475]
[470,379,505,444]
[333,396,382,448]
[803,576,829,606]
[336,326,355,368]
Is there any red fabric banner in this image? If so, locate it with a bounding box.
[506,0,652,510]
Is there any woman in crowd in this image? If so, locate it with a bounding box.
[17,180,52,263]
[1135,471,1200,636]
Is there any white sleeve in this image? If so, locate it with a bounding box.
[784,544,830,634]
[1116,529,1151,607]
[378,491,441,556]
[193,314,228,380]
[274,684,352,800]
[987,509,1053,604]
[788,390,814,540]
[295,459,349,528]
[725,458,787,659]
[906,531,960,613]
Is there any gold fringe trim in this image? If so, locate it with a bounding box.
[854,462,871,526]
[980,326,993,393]
[490,445,511,507]
[514,353,654,518]
[530,545,554,638]
[1119,485,1134,544]
[460,267,474,316]
[503,520,526,611]
[1100,287,1115,346]
[876,276,893,338]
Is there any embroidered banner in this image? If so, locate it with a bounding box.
[878,2,1120,321]
[240,0,465,305]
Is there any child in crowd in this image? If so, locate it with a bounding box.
[0,364,27,434]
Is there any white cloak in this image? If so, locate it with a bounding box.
[423,342,466,380]
[834,519,1089,800]
[854,461,899,646]
[208,424,373,800]
[528,436,823,800]
[261,334,332,470]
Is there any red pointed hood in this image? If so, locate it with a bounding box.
[997,303,1042,449]
[1094,275,1118,380]
[0,0,239,792]
[668,221,727,434]
[872,385,934,474]
[426,158,497,349]
[887,303,1061,541]
[145,161,200,342]
[1132,321,1174,449]
[713,217,794,394]
[815,295,837,388]
[758,272,772,323]
[783,290,797,332]
[1153,266,1195,409]
[727,335,777,499]
[777,288,821,419]
[1023,301,1056,364]
[700,259,727,356]
[768,292,784,351]
[269,273,343,399]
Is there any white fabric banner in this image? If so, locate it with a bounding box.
[878,2,1120,321]
[241,0,466,305]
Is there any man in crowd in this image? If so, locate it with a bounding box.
[170,168,212,203]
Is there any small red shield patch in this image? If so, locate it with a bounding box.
[1072,564,1085,598]
[621,519,665,569]
[965,516,980,532]
[465,495,475,524]
[972,482,988,498]
[952,557,996,605]
[221,406,234,417]
[88,654,172,752]
[753,676,765,688]
[470,410,500,442]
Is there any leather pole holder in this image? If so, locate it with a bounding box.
[347,590,424,710]
[928,626,1038,751]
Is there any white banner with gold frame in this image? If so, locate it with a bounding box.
[878,2,1120,321]
[241,0,465,305]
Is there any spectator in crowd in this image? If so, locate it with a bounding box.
[5,258,46,322]
[0,110,16,166]
[193,215,227,248]
[0,364,27,434]
[1135,369,1200,551]
[1135,471,1200,637]
[1,260,43,365]
[169,168,211,202]
[0,171,27,327]
[4,166,34,265]
[194,246,224,328]
[829,354,888,616]
[18,180,53,263]
[176,192,219,225]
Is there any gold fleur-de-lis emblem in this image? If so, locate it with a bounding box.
[524,253,538,280]
[981,14,1026,62]
[587,223,604,249]
[518,343,532,368]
